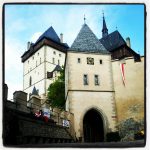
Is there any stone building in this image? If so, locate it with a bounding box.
[20,14,144,143]
[21,27,68,101]
[65,15,144,142]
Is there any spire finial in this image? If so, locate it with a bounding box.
[102,10,108,38]
[84,14,86,24]
[116,26,118,30]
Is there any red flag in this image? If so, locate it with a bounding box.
[120,63,125,86]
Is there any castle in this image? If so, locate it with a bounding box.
[21,14,144,142]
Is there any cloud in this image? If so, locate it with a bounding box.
[5,37,25,99]
[30,32,42,43]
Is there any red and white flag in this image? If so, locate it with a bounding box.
[35,111,41,117]
[120,63,125,86]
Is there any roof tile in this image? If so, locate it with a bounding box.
[69,24,109,54]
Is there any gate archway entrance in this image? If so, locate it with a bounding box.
[83,109,104,142]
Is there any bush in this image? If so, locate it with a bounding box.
[118,118,144,141]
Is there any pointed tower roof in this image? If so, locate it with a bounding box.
[70,24,108,54]
[35,26,60,44]
[102,13,108,38]
[32,86,39,96]
[100,30,126,51]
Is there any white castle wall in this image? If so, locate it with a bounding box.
[23,45,66,100]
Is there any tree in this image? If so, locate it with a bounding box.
[47,67,65,109]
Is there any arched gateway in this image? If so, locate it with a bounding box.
[83,109,104,142]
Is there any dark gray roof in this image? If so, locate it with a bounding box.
[52,65,62,72]
[69,24,109,54]
[100,30,126,51]
[32,86,39,96]
[35,26,60,44]
[102,16,108,38]
[21,26,69,62]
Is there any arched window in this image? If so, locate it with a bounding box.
[29,76,32,86]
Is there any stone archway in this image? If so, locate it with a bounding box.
[83,109,104,142]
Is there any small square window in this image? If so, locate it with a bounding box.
[59,54,61,57]
[53,51,56,55]
[87,57,94,65]
[83,74,88,85]
[78,58,81,63]
[100,60,102,64]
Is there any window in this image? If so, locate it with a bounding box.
[28,60,29,64]
[100,60,102,64]
[29,76,32,86]
[53,58,55,64]
[94,75,99,85]
[53,51,56,55]
[32,56,34,60]
[36,61,37,67]
[83,74,88,85]
[38,52,39,56]
[40,58,41,64]
[78,58,81,63]
[87,57,94,65]
[59,54,61,57]
[58,60,60,65]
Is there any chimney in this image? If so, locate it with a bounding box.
[27,41,31,50]
[126,37,131,48]
[60,33,63,43]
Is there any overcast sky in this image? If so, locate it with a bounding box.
[4,4,145,100]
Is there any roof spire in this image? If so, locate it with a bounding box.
[84,14,86,24]
[102,11,108,38]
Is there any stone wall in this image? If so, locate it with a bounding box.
[3,87,75,146]
[112,56,144,122]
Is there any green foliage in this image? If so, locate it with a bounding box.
[47,67,65,109]
[118,118,144,141]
